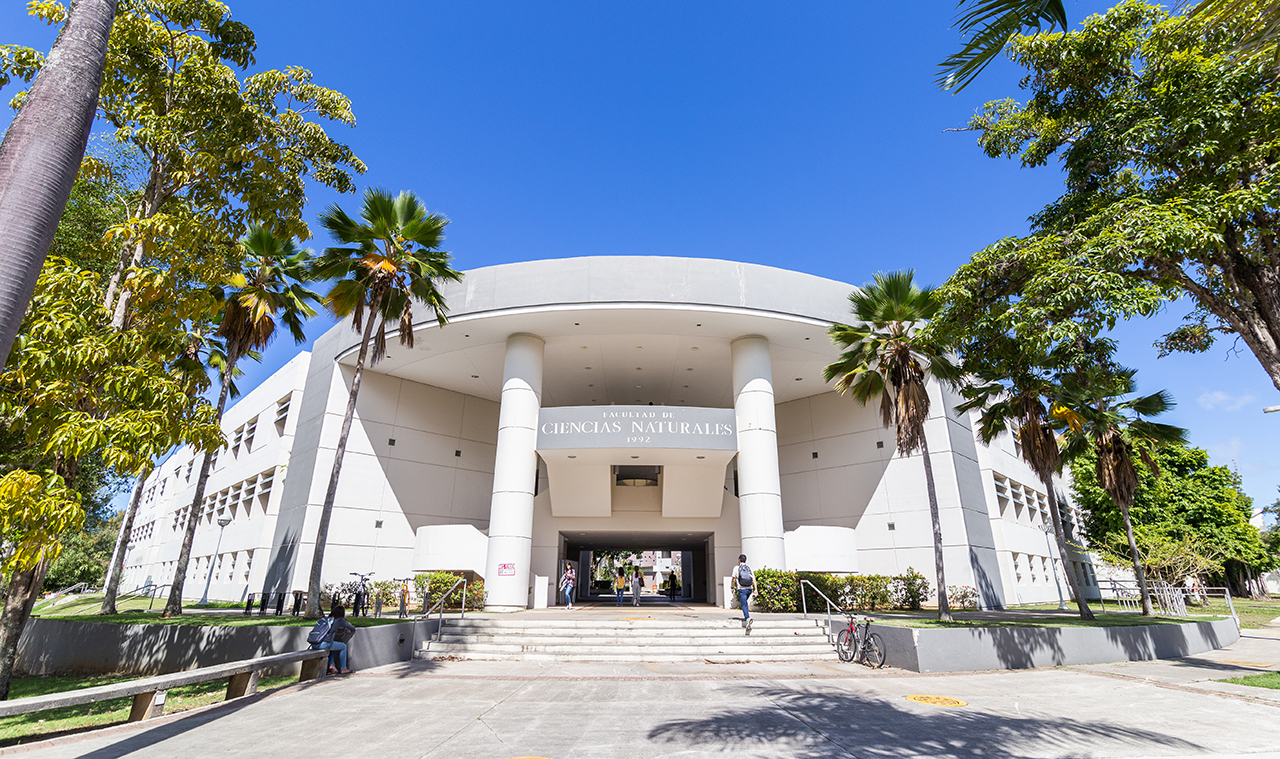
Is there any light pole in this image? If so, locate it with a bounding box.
[1264,405,1280,413]
[1040,523,1068,611]
[198,517,233,607]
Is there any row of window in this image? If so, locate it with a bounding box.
[170,467,277,532]
[1010,552,1098,587]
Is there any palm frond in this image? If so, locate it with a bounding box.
[939,0,1069,92]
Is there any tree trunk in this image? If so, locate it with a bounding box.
[163,350,237,617]
[0,0,116,369]
[0,559,49,700]
[1118,500,1153,615]
[305,306,380,618]
[919,435,952,622]
[100,467,149,615]
[1043,481,1094,620]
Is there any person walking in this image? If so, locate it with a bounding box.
[631,570,643,607]
[614,570,627,606]
[732,554,754,634]
[560,564,576,610]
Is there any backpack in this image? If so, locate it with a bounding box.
[307,616,335,644]
[736,564,754,589]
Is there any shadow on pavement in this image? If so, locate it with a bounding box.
[647,685,1207,758]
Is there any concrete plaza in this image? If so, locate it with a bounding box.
[11,627,1280,759]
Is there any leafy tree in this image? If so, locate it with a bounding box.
[2,0,365,334]
[161,226,318,617]
[955,2,1280,394]
[306,189,461,618]
[1071,441,1274,593]
[823,271,961,621]
[0,0,114,368]
[47,511,121,590]
[1056,368,1188,615]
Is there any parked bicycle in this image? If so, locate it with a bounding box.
[836,613,885,668]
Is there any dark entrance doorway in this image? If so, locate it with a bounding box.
[559,531,714,606]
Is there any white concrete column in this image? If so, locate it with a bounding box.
[483,333,544,610]
[731,335,786,570]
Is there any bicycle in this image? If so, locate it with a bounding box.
[836,614,885,668]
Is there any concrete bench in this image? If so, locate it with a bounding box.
[0,649,330,722]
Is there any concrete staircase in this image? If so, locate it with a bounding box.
[414,616,837,662]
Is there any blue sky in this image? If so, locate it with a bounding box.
[4,1,1277,516]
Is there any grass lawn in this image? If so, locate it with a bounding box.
[33,593,416,628]
[1223,671,1280,690]
[1014,596,1280,629]
[868,612,1207,629]
[0,672,295,747]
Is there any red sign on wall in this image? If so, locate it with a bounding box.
[498,563,515,576]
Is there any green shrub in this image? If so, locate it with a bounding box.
[947,584,979,610]
[843,574,892,610]
[890,567,931,610]
[797,572,842,612]
[753,568,799,612]
[413,572,476,611]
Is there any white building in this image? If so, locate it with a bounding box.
[124,257,1100,609]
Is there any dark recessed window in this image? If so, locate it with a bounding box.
[388,439,396,446]
[455,450,462,457]
[876,441,884,449]
[812,452,819,459]
[375,520,383,529]
[887,522,895,531]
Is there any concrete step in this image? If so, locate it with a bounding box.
[440,618,822,631]
[417,642,835,658]
[432,632,829,646]
[413,649,834,662]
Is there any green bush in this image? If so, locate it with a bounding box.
[413,572,479,611]
[947,584,979,610]
[752,568,799,612]
[889,567,931,610]
[843,574,892,610]
[797,572,842,612]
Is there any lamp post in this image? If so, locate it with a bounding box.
[1264,405,1280,413]
[198,516,233,607]
[1040,523,1068,611]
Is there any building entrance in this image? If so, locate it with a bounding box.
[559,531,714,606]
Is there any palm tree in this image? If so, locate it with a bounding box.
[823,271,961,622]
[941,1,1280,92]
[162,224,318,616]
[304,188,462,618]
[0,0,116,368]
[955,345,1095,620]
[1054,368,1188,616]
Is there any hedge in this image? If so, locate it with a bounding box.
[743,567,935,613]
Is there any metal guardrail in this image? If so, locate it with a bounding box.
[116,583,172,611]
[39,582,93,608]
[799,579,843,644]
[420,577,468,642]
[1096,580,1236,622]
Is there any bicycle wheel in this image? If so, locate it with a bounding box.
[835,628,857,662]
[861,632,886,668]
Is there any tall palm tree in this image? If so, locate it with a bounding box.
[1055,368,1188,616]
[163,225,318,616]
[941,0,1280,92]
[823,271,961,622]
[955,345,1095,620]
[304,188,462,618]
[0,0,116,368]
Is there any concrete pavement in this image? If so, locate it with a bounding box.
[10,625,1280,759]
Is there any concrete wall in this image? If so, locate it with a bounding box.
[16,617,439,677]
[827,617,1240,673]
[263,319,500,594]
[778,385,1007,609]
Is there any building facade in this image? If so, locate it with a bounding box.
[124,257,1100,609]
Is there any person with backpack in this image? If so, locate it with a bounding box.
[614,571,627,606]
[307,604,357,674]
[732,554,754,634]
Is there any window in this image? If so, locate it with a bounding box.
[275,394,292,433]
[242,416,258,454]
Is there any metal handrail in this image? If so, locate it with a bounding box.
[39,582,92,608]
[117,583,172,611]
[799,579,844,644]
[419,577,468,641]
